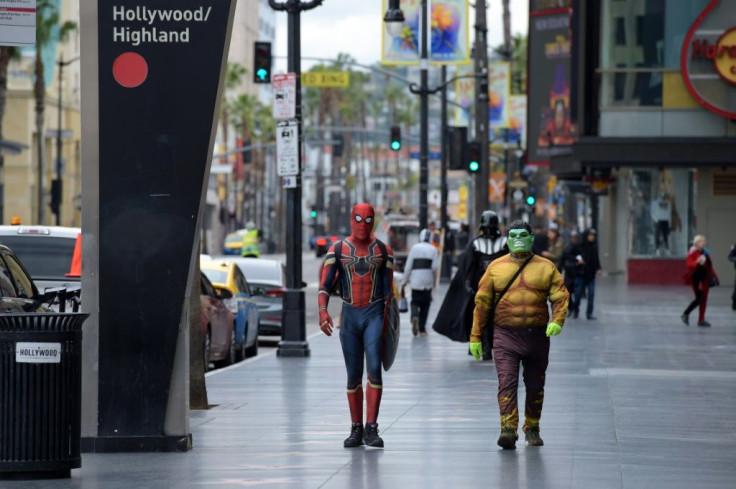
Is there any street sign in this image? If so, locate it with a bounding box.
[272,73,296,120]
[0,0,36,47]
[512,189,524,202]
[276,120,299,176]
[508,178,528,189]
[302,71,349,88]
[282,175,297,188]
[409,152,442,160]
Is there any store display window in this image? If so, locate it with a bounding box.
[628,169,695,257]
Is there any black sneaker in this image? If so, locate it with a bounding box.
[343,423,363,448]
[497,428,518,450]
[363,423,384,448]
[572,310,579,319]
[697,320,711,327]
[681,314,689,326]
[524,427,544,446]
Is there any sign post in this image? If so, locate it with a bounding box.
[272,73,296,120]
[276,120,299,176]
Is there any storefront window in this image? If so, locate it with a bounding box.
[663,0,709,68]
[601,0,665,70]
[628,169,695,257]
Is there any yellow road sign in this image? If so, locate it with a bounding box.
[302,72,350,88]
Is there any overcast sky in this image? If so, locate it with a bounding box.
[273,0,529,71]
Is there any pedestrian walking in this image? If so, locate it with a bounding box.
[682,235,719,327]
[433,210,508,360]
[572,228,602,319]
[541,223,564,264]
[318,203,395,448]
[729,240,736,311]
[558,230,582,306]
[469,220,569,449]
[402,228,438,337]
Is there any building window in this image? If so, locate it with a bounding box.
[628,169,695,257]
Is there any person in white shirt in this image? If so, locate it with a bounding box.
[402,229,439,336]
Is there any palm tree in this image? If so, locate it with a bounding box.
[34,0,76,224]
[0,46,21,218]
[0,46,21,148]
[228,93,258,223]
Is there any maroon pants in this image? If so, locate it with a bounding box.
[493,326,550,432]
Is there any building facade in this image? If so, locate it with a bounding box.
[547,0,736,285]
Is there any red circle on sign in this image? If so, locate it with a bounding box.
[112,52,148,88]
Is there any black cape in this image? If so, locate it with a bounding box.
[432,240,508,343]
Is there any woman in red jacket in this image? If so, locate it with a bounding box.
[682,235,719,327]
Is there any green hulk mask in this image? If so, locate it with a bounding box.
[507,227,533,254]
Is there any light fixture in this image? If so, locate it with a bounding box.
[384,0,405,37]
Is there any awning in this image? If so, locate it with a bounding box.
[571,137,736,168]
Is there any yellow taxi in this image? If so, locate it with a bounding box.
[200,258,260,360]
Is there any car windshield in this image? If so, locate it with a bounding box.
[241,264,280,283]
[0,237,75,279]
[201,268,228,285]
[225,235,241,244]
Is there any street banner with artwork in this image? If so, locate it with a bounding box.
[527,7,577,164]
[382,0,470,65]
[453,65,474,124]
[508,95,527,147]
[488,61,510,129]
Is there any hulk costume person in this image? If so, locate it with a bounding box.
[469,220,569,449]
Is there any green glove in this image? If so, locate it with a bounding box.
[546,322,562,337]
[469,341,483,360]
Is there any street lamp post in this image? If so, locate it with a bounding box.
[384,1,481,231]
[269,0,323,358]
[54,55,80,226]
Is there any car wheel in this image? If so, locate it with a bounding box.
[203,329,211,372]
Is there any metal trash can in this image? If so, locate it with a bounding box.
[0,313,88,478]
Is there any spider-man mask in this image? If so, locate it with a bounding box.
[350,203,375,241]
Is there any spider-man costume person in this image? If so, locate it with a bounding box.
[318,203,394,448]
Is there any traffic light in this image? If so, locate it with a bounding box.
[447,126,468,170]
[526,185,536,206]
[390,126,401,151]
[467,141,481,173]
[333,134,344,158]
[50,178,62,215]
[310,206,318,219]
[253,41,272,83]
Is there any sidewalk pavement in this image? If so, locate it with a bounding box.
[8,276,736,489]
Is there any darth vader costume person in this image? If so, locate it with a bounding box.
[432,210,508,359]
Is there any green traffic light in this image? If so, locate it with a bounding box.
[526,195,536,205]
[256,68,268,81]
[310,210,317,218]
[391,141,401,151]
[468,161,479,172]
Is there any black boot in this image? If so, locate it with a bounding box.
[363,423,384,448]
[343,423,363,448]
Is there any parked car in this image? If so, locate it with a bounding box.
[0,225,81,291]
[224,257,285,336]
[315,235,342,258]
[200,272,235,371]
[200,258,260,359]
[0,244,52,313]
[0,225,82,310]
[222,231,244,255]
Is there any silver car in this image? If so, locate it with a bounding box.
[221,257,285,336]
